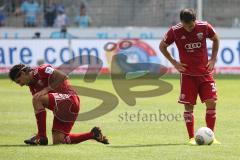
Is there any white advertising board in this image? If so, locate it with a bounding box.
[0,39,239,74]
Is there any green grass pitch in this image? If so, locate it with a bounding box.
[0,75,239,160]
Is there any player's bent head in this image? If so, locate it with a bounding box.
[9,64,32,82]
[180,8,196,24]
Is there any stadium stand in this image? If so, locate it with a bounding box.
[0,0,239,27]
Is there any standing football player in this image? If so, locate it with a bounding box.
[159,8,220,145]
[9,64,109,145]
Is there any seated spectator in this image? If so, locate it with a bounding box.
[74,7,91,28]
[0,6,6,27]
[54,5,68,28]
[20,0,40,27]
[44,0,57,27]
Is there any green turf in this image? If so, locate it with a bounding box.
[0,75,240,160]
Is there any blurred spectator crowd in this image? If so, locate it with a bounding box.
[0,0,239,28]
[0,0,91,28]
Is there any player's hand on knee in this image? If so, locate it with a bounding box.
[206,59,216,71]
[173,61,187,72]
[32,94,41,102]
[34,87,51,99]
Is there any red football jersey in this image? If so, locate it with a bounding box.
[29,64,77,95]
[163,21,216,75]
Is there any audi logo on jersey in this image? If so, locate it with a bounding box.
[184,42,201,50]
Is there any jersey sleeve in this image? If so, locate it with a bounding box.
[206,23,216,38]
[38,64,55,79]
[163,28,175,45]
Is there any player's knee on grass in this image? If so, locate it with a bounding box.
[184,104,194,111]
[205,99,216,109]
[52,131,65,144]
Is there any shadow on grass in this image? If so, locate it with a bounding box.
[108,143,186,148]
[0,143,187,148]
[0,144,55,147]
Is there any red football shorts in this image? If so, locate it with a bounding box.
[178,74,217,105]
[48,93,80,135]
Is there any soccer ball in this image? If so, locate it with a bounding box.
[195,127,214,145]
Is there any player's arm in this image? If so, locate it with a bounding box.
[48,69,68,90]
[159,41,187,72]
[206,34,220,71]
[159,41,176,65]
[34,69,68,98]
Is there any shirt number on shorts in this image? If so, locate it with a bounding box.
[210,83,217,92]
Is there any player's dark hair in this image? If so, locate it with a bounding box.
[8,64,32,81]
[180,8,196,23]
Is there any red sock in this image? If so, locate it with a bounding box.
[35,110,47,137]
[206,109,216,131]
[65,132,94,144]
[183,111,194,139]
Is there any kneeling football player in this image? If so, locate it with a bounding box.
[9,64,109,145]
